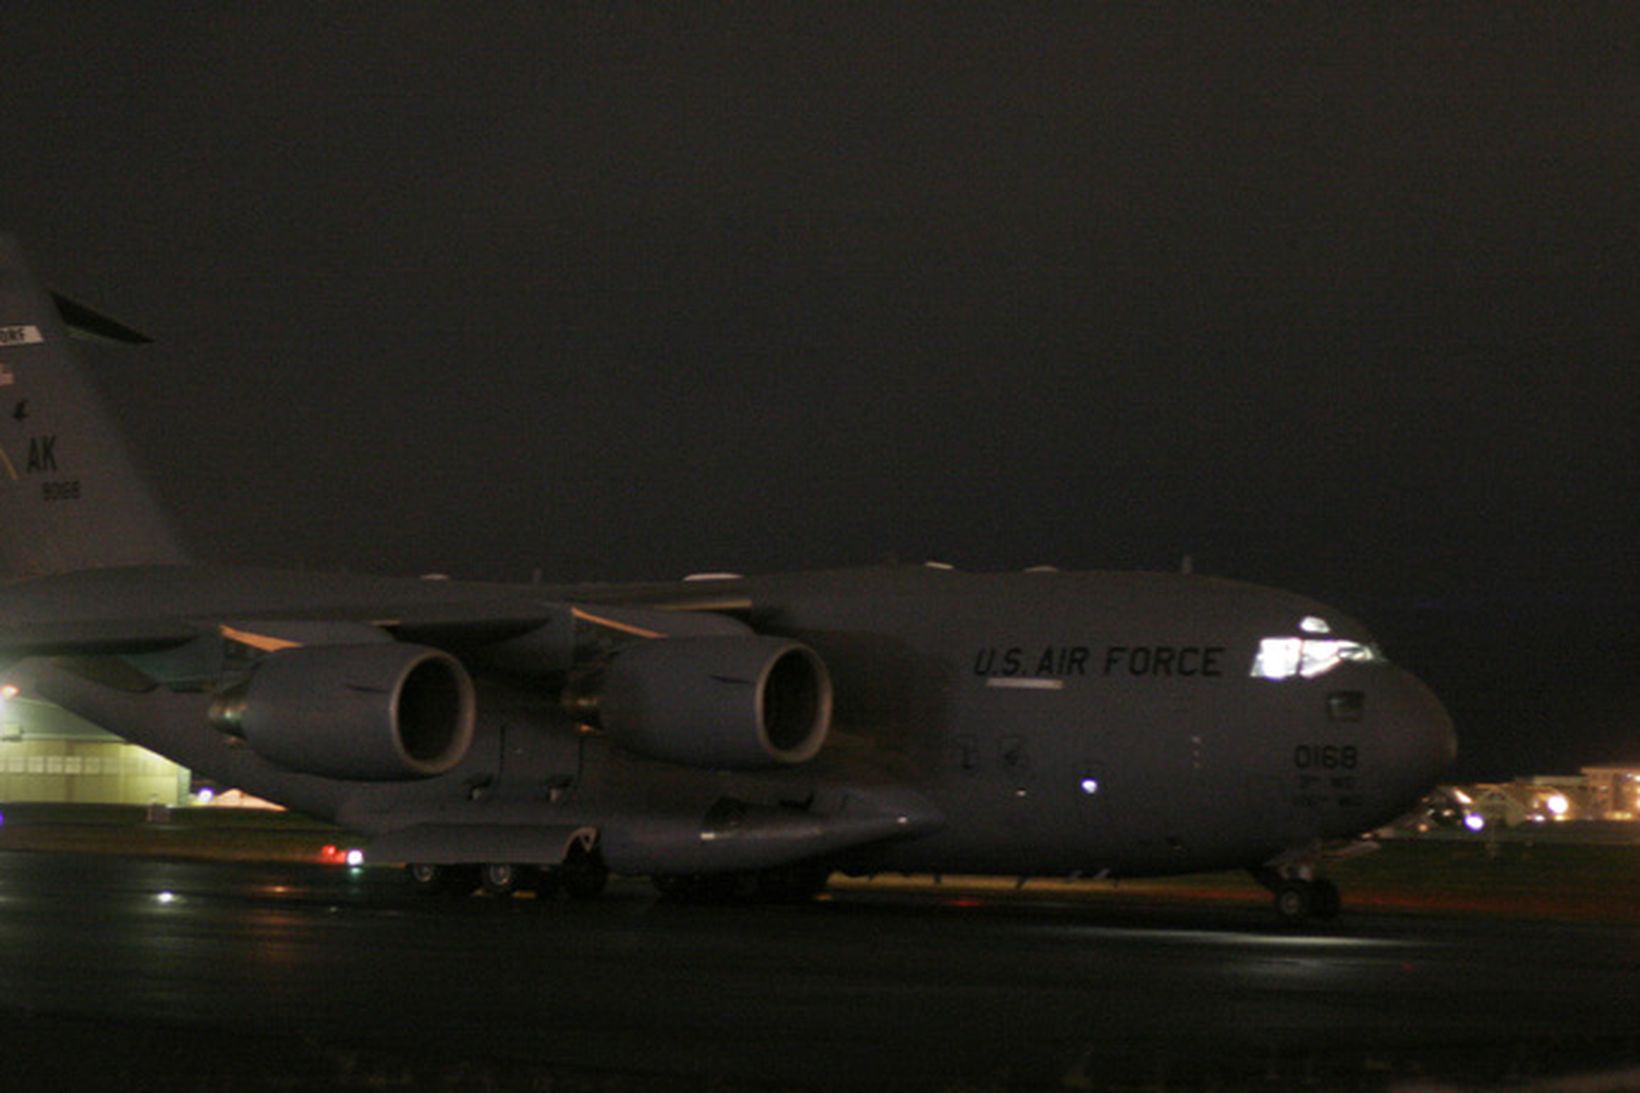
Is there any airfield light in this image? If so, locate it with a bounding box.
[0,683,16,701]
[1546,793,1569,817]
[195,787,215,804]
[1463,813,1486,833]
[345,849,364,867]
[1079,778,1101,795]
[155,891,177,905]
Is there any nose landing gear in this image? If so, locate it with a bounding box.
[1253,866,1342,923]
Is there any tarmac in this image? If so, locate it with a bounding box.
[0,806,1637,1090]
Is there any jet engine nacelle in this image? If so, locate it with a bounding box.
[598,636,832,770]
[213,643,476,781]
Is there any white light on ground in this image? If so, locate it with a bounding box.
[345,849,364,867]
[1546,793,1569,816]
[1464,813,1486,832]
[1080,778,1100,795]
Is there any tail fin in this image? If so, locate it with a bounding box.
[0,234,187,578]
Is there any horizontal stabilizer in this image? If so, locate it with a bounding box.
[49,291,151,345]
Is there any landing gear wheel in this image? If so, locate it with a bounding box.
[1311,877,1342,920]
[1274,881,1314,923]
[561,848,608,901]
[406,862,447,895]
[480,862,522,896]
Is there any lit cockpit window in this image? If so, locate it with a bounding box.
[1251,636,1382,680]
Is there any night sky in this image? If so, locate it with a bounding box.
[3,6,1634,779]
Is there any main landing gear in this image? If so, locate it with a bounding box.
[405,845,609,902]
[1251,866,1342,924]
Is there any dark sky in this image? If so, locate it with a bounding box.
[3,5,1635,779]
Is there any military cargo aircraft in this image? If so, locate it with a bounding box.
[0,235,1455,920]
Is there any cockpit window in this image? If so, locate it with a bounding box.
[1250,636,1384,681]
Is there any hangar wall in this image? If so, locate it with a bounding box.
[0,696,186,806]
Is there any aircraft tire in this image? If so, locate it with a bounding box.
[1274,880,1314,923]
[406,862,448,895]
[480,862,522,896]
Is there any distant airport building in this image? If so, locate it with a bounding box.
[1581,766,1640,821]
[1433,767,1640,832]
[0,693,186,806]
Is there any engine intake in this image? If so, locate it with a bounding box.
[212,643,475,781]
[597,636,831,769]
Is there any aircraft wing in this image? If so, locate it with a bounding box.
[0,569,756,663]
[0,617,201,659]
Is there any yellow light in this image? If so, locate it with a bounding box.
[0,683,17,701]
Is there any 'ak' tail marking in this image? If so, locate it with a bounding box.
[0,235,187,579]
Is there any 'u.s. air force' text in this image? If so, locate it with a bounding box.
[973,644,1226,679]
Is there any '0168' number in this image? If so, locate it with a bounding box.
[1294,744,1357,770]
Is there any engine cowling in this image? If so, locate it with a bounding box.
[212,643,476,780]
[597,636,831,769]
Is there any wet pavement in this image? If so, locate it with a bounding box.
[0,851,1636,1090]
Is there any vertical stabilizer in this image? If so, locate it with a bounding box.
[0,235,187,577]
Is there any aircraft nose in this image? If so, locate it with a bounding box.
[1380,667,1458,798]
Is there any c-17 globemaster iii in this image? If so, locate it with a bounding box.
[0,235,1455,920]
